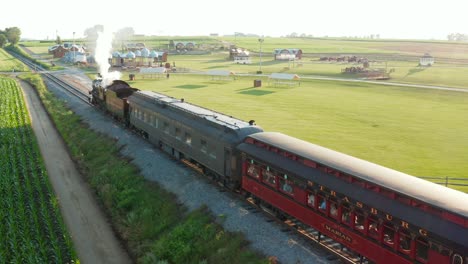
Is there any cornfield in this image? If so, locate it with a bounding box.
[0,77,76,263]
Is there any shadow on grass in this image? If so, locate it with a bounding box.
[258,60,287,66]
[204,59,229,64]
[206,65,228,69]
[341,82,364,87]
[174,84,207,89]
[238,89,275,96]
[404,67,427,78]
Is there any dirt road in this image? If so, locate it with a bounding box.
[19,79,132,264]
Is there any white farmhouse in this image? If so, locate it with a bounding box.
[419,53,435,66]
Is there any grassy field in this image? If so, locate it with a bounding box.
[0,48,29,72]
[127,74,468,192]
[21,37,468,191]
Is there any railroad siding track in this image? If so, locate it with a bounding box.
[7,52,91,105]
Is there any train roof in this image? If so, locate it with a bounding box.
[238,139,468,249]
[132,90,260,131]
[246,132,468,218]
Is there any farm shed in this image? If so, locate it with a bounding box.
[419,53,435,66]
[139,67,167,78]
[206,70,236,81]
[125,43,146,51]
[268,73,300,86]
[173,41,196,50]
[274,49,302,60]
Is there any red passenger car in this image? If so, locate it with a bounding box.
[237,132,468,264]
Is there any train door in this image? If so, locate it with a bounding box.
[224,148,232,177]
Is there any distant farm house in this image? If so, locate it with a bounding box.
[48,43,86,58]
[419,53,435,66]
[274,49,302,60]
[230,46,251,63]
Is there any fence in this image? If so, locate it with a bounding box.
[419,176,468,188]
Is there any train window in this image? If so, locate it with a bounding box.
[279,177,294,196]
[383,223,395,247]
[318,195,327,213]
[262,170,276,187]
[341,205,351,226]
[149,115,154,126]
[154,117,159,128]
[184,133,192,145]
[329,201,339,220]
[209,149,216,159]
[135,108,140,119]
[163,122,169,134]
[367,216,379,240]
[175,128,182,140]
[143,112,148,123]
[247,164,260,179]
[415,237,429,262]
[307,193,316,209]
[354,210,365,233]
[398,230,412,254]
[200,139,207,153]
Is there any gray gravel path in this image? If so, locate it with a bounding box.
[45,71,331,264]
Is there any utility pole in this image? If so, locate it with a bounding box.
[258,37,264,74]
[73,32,76,64]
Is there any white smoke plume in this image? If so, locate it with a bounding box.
[94,28,121,86]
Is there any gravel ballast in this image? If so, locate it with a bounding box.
[45,72,331,264]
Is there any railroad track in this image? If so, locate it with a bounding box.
[8,51,92,105]
[10,50,370,263]
[242,197,370,264]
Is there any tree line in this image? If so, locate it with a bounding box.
[0,27,21,47]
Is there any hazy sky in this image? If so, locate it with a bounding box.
[2,0,467,40]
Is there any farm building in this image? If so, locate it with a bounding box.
[419,53,435,66]
[125,43,146,51]
[49,44,86,58]
[206,69,236,81]
[111,50,168,68]
[172,41,196,50]
[268,73,301,86]
[230,46,251,64]
[274,49,302,60]
[139,67,167,78]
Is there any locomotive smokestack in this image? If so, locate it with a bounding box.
[94,27,121,86]
[249,120,256,126]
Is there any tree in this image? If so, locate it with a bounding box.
[115,27,135,42]
[56,35,62,44]
[84,24,104,42]
[5,27,21,45]
[84,25,104,50]
[0,34,7,47]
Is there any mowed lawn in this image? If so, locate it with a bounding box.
[129,74,468,191]
[0,48,28,72]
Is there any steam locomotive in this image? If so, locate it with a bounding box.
[90,79,468,264]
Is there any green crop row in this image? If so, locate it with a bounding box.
[0,77,77,263]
